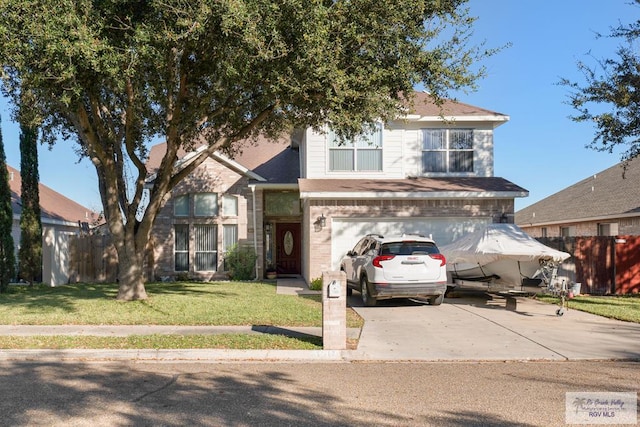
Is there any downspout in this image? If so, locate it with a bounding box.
[251,185,258,280]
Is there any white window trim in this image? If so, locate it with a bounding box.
[327,123,384,172]
[421,128,474,175]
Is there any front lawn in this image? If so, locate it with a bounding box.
[535,294,640,323]
[0,281,362,327]
[0,281,362,350]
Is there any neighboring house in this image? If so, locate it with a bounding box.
[515,157,640,237]
[147,92,528,284]
[7,165,98,285]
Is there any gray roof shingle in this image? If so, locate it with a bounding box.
[515,157,640,225]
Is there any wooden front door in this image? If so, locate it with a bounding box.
[275,223,301,275]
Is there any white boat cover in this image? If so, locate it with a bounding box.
[440,223,571,265]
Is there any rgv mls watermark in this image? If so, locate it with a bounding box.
[566,392,637,424]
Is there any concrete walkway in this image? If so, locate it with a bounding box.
[1,282,639,363]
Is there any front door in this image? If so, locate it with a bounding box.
[275,223,301,275]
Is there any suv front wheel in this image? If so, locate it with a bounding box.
[360,276,377,307]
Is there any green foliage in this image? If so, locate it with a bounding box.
[309,277,323,291]
[225,245,257,281]
[0,116,16,292]
[0,0,495,298]
[18,124,42,284]
[562,3,640,164]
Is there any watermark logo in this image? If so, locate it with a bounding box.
[566,392,637,424]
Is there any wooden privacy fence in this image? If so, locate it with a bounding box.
[69,234,118,283]
[539,235,640,295]
[69,233,156,284]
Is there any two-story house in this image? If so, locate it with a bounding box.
[147,92,528,284]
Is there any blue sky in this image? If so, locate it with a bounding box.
[1,0,638,212]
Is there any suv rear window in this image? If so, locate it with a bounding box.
[380,241,439,256]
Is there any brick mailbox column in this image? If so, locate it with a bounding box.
[322,270,347,350]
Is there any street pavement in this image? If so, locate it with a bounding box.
[1,360,638,426]
[0,280,639,363]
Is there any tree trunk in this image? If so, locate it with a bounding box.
[115,246,148,301]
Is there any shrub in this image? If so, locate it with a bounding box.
[225,244,257,280]
[309,277,322,291]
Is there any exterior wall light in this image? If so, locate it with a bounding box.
[318,214,326,228]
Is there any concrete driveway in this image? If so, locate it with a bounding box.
[349,292,640,361]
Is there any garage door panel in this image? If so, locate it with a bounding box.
[331,218,489,270]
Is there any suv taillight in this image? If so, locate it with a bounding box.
[372,255,395,268]
[429,253,446,266]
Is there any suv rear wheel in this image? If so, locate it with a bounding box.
[429,293,444,306]
[360,276,377,307]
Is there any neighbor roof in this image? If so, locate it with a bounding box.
[515,158,640,226]
[7,165,97,225]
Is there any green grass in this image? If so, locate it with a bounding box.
[0,281,363,327]
[0,281,363,350]
[0,334,323,350]
[535,294,640,323]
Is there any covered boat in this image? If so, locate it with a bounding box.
[440,223,571,292]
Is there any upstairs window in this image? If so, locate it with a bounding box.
[222,195,238,216]
[328,124,383,172]
[174,195,189,217]
[422,129,474,173]
[194,193,218,217]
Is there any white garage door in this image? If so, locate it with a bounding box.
[331,217,490,270]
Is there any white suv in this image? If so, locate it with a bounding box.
[340,234,447,306]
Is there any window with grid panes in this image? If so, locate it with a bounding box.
[194,224,217,271]
[174,224,189,271]
[422,129,473,173]
[328,124,383,171]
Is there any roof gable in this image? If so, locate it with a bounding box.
[515,158,640,225]
[146,133,298,184]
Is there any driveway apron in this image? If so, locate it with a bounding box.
[350,293,640,361]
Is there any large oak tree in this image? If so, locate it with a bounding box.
[0,0,493,300]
